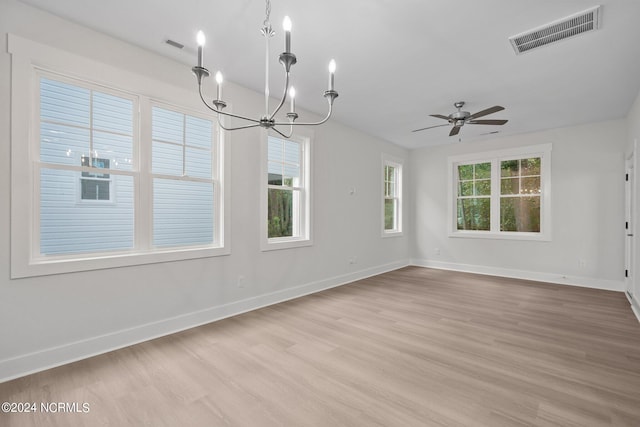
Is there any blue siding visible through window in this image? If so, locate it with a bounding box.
[40,169,134,254]
[153,179,214,247]
[152,106,215,247]
[39,76,134,255]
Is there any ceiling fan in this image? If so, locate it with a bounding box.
[412,101,508,137]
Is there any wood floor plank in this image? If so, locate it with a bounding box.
[1,266,640,426]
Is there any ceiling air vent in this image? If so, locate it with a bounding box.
[509,5,602,55]
[165,39,184,49]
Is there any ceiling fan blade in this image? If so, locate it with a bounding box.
[411,123,450,133]
[429,114,450,121]
[449,126,461,137]
[468,119,508,125]
[468,106,504,120]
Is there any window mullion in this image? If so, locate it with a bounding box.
[182,115,187,177]
[137,96,152,251]
[491,159,500,232]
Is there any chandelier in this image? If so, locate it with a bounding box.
[191,0,339,138]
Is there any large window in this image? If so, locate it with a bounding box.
[37,75,222,257]
[383,155,403,236]
[449,144,551,240]
[9,37,229,278]
[261,133,311,250]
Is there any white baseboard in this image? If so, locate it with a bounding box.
[627,291,640,323]
[0,260,410,383]
[411,259,626,292]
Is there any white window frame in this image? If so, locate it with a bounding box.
[382,154,403,237]
[9,34,230,278]
[448,144,552,241]
[260,129,313,251]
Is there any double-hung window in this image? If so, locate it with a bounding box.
[449,144,551,240]
[261,133,312,250]
[9,34,228,278]
[383,155,403,236]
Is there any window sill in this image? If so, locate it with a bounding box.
[11,245,230,279]
[261,237,312,252]
[448,230,550,241]
[382,230,404,238]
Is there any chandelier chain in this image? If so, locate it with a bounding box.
[264,0,271,27]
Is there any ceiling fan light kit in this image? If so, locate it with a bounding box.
[191,0,339,138]
[412,101,508,137]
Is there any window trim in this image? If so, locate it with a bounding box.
[448,144,552,241]
[382,154,404,237]
[260,129,313,251]
[9,34,230,278]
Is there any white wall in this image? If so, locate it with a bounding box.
[0,0,410,381]
[411,120,627,290]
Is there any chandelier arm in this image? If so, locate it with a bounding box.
[268,72,290,121]
[271,125,294,139]
[272,101,334,127]
[216,115,261,131]
[198,84,261,124]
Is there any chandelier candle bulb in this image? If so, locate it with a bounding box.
[283,16,292,53]
[289,86,296,112]
[196,31,206,68]
[328,59,336,91]
[189,0,338,137]
[215,71,223,100]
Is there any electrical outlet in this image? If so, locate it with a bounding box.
[349,257,357,265]
[434,248,440,255]
[237,275,245,288]
[578,259,586,268]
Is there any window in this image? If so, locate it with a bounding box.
[80,157,112,201]
[456,162,491,231]
[9,33,229,278]
[499,157,542,232]
[383,155,403,236]
[449,144,551,240]
[151,106,216,247]
[39,76,135,255]
[261,132,312,250]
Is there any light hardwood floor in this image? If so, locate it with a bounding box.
[1,267,640,426]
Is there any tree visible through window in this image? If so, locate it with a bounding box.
[267,137,302,239]
[500,157,541,232]
[383,156,403,235]
[457,162,491,231]
[450,145,550,239]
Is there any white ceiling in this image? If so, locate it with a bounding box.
[18,0,640,149]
